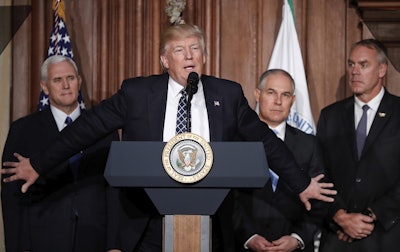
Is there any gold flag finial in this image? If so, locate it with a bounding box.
[53,0,66,21]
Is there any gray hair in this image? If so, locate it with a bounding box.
[351,39,388,65]
[41,55,79,82]
[258,69,295,94]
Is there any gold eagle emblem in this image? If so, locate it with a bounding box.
[177,147,198,171]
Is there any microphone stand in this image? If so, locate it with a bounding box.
[185,72,199,133]
[186,89,194,133]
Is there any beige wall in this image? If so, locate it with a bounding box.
[0,50,10,251]
[9,0,400,123]
[0,0,11,250]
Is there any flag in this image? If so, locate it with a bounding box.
[37,0,85,111]
[267,0,315,134]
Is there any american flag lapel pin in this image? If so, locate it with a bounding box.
[214,100,220,106]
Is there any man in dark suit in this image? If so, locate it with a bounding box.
[2,24,335,252]
[317,39,400,251]
[234,69,326,252]
[1,55,118,252]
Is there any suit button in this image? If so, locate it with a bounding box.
[355,178,362,183]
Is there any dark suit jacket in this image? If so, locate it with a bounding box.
[1,108,118,252]
[317,90,400,252]
[234,125,326,252]
[29,73,311,252]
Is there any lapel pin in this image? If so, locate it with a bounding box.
[214,101,220,106]
[378,112,386,118]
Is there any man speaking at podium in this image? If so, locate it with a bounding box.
[2,24,335,252]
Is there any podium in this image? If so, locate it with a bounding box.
[104,141,269,251]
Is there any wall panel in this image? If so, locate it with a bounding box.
[7,1,400,250]
[9,0,400,125]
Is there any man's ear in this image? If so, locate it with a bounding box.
[254,88,261,103]
[160,55,169,70]
[40,81,49,95]
[291,95,296,107]
[378,63,387,79]
[78,75,82,90]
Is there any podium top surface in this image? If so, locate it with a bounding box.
[104,141,269,189]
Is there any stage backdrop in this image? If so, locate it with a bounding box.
[9,0,400,123]
[2,0,400,251]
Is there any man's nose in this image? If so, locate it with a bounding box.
[185,49,193,59]
[62,79,70,88]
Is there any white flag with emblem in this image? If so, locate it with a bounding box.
[267,0,315,134]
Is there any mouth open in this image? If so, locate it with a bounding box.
[184,65,195,71]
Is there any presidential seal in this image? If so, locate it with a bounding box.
[162,132,213,183]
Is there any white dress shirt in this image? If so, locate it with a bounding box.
[163,77,210,142]
[50,105,81,131]
[354,86,384,135]
[270,122,286,141]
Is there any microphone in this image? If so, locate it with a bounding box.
[185,72,199,132]
[186,71,199,97]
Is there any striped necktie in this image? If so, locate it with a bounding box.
[176,90,188,134]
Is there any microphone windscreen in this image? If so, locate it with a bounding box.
[187,72,199,95]
[187,72,199,86]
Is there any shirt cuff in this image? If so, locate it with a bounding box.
[290,233,305,250]
[243,234,259,249]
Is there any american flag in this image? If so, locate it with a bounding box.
[37,0,85,111]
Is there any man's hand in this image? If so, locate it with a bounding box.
[2,153,39,193]
[247,234,273,252]
[333,209,374,239]
[336,230,353,243]
[265,235,299,252]
[299,174,336,210]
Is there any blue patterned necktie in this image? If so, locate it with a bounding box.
[176,90,188,134]
[65,116,81,177]
[356,104,369,158]
[65,116,73,126]
[269,129,280,192]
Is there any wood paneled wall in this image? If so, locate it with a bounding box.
[11,0,400,123]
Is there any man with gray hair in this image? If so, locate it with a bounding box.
[317,39,400,251]
[1,55,118,252]
[234,69,328,252]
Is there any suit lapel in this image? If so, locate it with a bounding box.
[341,98,359,160]
[362,92,392,156]
[148,74,168,141]
[279,126,298,191]
[40,108,60,138]
[284,125,297,152]
[202,76,224,141]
